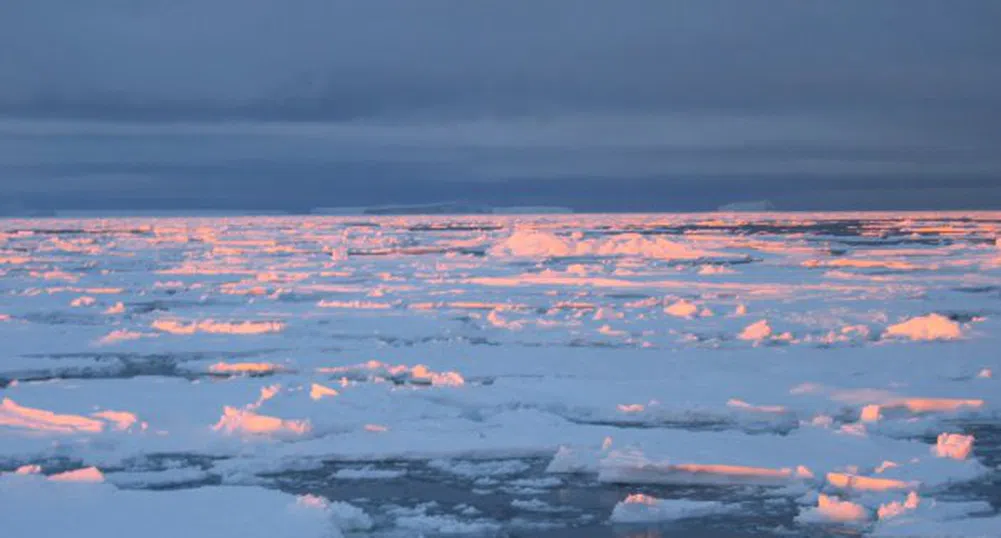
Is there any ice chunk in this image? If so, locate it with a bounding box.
[738,320,772,341]
[600,451,796,486]
[209,362,282,375]
[796,494,869,524]
[883,314,962,341]
[152,319,284,335]
[860,404,882,423]
[878,491,921,521]
[610,493,738,523]
[92,410,141,431]
[70,296,96,307]
[297,495,373,532]
[664,299,700,319]
[48,466,105,483]
[546,445,602,474]
[98,329,153,345]
[104,302,126,314]
[872,496,995,536]
[328,500,374,532]
[931,433,974,460]
[309,383,339,400]
[212,406,310,436]
[332,466,405,480]
[0,398,104,433]
[429,459,530,478]
[827,472,917,492]
[14,465,42,475]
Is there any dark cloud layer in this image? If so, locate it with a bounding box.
[1,1,1000,211]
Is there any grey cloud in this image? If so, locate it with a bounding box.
[1,1,1000,211]
[3,1,1000,120]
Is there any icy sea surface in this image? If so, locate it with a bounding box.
[1,212,1000,537]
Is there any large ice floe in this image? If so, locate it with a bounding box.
[2,212,1001,536]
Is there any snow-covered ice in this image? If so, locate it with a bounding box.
[2,212,1001,536]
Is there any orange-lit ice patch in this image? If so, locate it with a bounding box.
[309,383,339,400]
[296,493,330,510]
[153,319,284,335]
[0,255,31,264]
[410,364,465,386]
[212,406,310,436]
[884,313,962,341]
[727,399,787,414]
[803,494,869,524]
[874,460,899,474]
[0,398,104,433]
[617,404,645,413]
[878,491,920,520]
[220,283,269,296]
[860,404,882,422]
[317,300,393,309]
[900,398,983,413]
[803,258,919,271]
[70,296,96,307]
[932,433,974,460]
[14,465,42,475]
[664,299,700,319]
[92,410,140,431]
[486,310,524,330]
[97,329,152,345]
[209,362,281,375]
[827,472,917,491]
[672,463,793,481]
[738,320,772,341]
[250,384,282,409]
[317,361,464,387]
[621,493,658,505]
[489,229,728,260]
[364,424,389,432]
[48,466,105,483]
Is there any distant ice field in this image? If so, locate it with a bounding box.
[1,212,1000,537]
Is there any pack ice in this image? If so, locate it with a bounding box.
[1,212,1000,536]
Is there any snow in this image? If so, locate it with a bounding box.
[0,474,338,538]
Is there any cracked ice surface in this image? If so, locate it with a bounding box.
[1,212,1001,536]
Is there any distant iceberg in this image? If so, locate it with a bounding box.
[717,200,776,212]
[311,203,572,216]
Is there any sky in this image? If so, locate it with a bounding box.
[2,1,1000,213]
